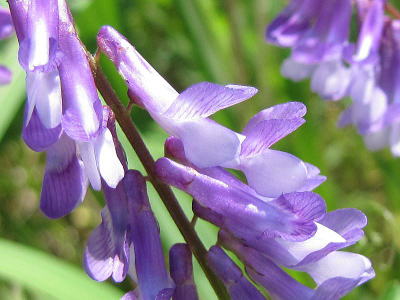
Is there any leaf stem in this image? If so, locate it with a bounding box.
[386,3,400,19]
[88,55,230,300]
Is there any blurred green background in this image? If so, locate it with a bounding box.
[0,0,399,299]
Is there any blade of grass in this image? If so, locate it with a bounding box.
[0,239,124,299]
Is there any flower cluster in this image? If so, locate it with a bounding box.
[98,26,374,299]
[9,0,124,218]
[267,0,400,155]
[8,1,374,299]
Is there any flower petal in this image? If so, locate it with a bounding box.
[125,171,172,299]
[77,141,101,191]
[83,206,129,282]
[243,102,307,135]
[239,149,308,198]
[207,246,265,300]
[94,128,124,188]
[163,82,257,120]
[240,118,305,157]
[40,135,87,218]
[97,25,178,114]
[170,244,198,300]
[171,118,241,168]
[22,107,62,152]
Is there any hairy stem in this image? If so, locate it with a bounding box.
[88,56,230,300]
[386,3,400,19]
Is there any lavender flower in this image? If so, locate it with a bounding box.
[8,0,124,217]
[170,244,198,300]
[266,0,400,156]
[97,26,325,198]
[220,229,373,300]
[155,115,373,298]
[207,246,265,299]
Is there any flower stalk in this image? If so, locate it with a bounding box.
[88,54,230,300]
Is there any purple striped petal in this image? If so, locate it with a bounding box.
[169,244,198,300]
[22,107,62,152]
[243,102,306,135]
[58,2,102,142]
[292,0,352,63]
[350,0,384,63]
[40,135,87,218]
[84,206,129,282]
[163,82,257,120]
[97,25,178,114]
[18,0,59,71]
[7,0,28,42]
[207,246,265,300]
[155,158,325,241]
[266,0,321,48]
[240,118,305,157]
[125,170,172,299]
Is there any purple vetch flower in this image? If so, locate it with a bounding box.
[124,170,174,300]
[57,0,103,144]
[9,1,123,183]
[84,179,130,282]
[266,0,400,156]
[17,0,60,72]
[207,246,265,300]
[97,25,256,169]
[40,133,87,218]
[97,26,324,197]
[155,157,326,242]
[268,0,352,64]
[8,0,63,150]
[159,136,373,298]
[169,244,198,300]
[220,229,374,300]
[40,107,123,218]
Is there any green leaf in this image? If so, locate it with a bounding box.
[0,239,124,299]
[380,281,400,300]
[0,37,26,142]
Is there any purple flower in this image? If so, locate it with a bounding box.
[207,246,265,300]
[39,107,123,218]
[97,25,256,168]
[267,0,352,64]
[40,133,87,218]
[9,1,124,191]
[266,0,400,156]
[85,168,173,299]
[158,134,373,299]
[169,244,198,300]
[97,26,324,197]
[0,8,14,85]
[155,157,326,242]
[220,229,374,300]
